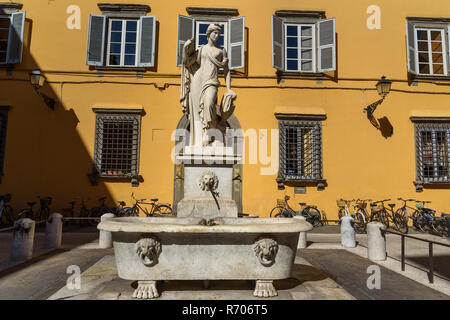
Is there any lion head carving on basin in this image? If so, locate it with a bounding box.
[253,238,279,267]
[135,235,162,267]
[198,170,219,192]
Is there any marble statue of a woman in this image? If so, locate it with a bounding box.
[180,24,237,147]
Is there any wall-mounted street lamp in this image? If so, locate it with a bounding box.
[364,76,392,115]
[29,69,55,110]
[375,76,392,98]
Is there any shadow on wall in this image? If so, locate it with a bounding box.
[367,113,394,139]
[0,17,116,214]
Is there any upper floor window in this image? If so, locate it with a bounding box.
[284,24,315,72]
[86,4,155,68]
[107,19,140,67]
[0,8,25,65]
[406,18,450,78]
[272,11,336,74]
[176,8,245,70]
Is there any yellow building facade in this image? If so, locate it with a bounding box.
[0,0,449,219]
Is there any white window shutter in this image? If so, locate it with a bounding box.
[317,18,336,72]
[228,16,245,70]
[406,20,417,75]
[177,15,195,66]
[448,25,450,75]
[86,14,106,66]
[6,11,25,64]
[138,15,156,67]
[272,15,284,70]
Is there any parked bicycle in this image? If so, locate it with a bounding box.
[18,196,52,221]
[125,193,173,217]
[370,199,408,233]
[411,200,440,234]
[88,196,116,225]
[395,198,417,225]
[431,212,449,237]
[0,194,14,226]
[336,199,367,234]
[270,195,322,227]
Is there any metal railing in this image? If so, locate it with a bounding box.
[381,229,450,284]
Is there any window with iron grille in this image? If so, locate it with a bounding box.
[93,109,142,179]
[276,114,325,190]
[414,121,450,188]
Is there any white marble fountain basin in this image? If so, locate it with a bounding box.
[97,217,312,298]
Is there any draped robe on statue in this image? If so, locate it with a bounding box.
[180,41,237,147]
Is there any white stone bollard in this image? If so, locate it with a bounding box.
[45,213,63,249]
[10,218,35,261]
[293,216,308,248]
[99,213,116,248]
[340,215,356,248]
[367,222,387,261]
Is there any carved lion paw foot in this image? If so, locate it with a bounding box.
[253,280,277,298]
[132,281,159,299]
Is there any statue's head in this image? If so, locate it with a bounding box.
[206,24,222,43]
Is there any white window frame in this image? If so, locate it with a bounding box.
[414,27,448,76]
[284,23,316,72]
[195,20,228,51]
[0,15,10,64]
[106,18,141,67]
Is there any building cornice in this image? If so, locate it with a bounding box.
[275,10,325,19]
[186,7,238,16]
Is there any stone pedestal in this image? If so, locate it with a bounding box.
[293,216,308,248]
[10,218,35,261]
[340,216,356,248]
[367,222,387,261]
[45,213,63,249]
[99,213,116,248]
[176,146,240,219]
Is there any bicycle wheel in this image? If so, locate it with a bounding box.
[416,215,428,233]
[270,206,285,218]
[353,212,366,234]
[396,208,410,225]
[393,213,408,234]
[430,217,443,235]
[154,205,173,216]
[305,207,321,227]
[125,207,139,217]
[4,206,15,226]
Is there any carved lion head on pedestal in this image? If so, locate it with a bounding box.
[198,170,219,192]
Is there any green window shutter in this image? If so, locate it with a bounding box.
[228,16,245,70]
[272,15,284,70]
[86,14,106,66]
[138,15,156,67]
[6,11,25,64]
[177,15,195,66]
[317,18,336,72]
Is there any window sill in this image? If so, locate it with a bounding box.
[414,180,450,192]
[276,70,325,80]
[88,173,141,187]
[410,74,450,82]
[94,66,148,72]
[276,177,326,191]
